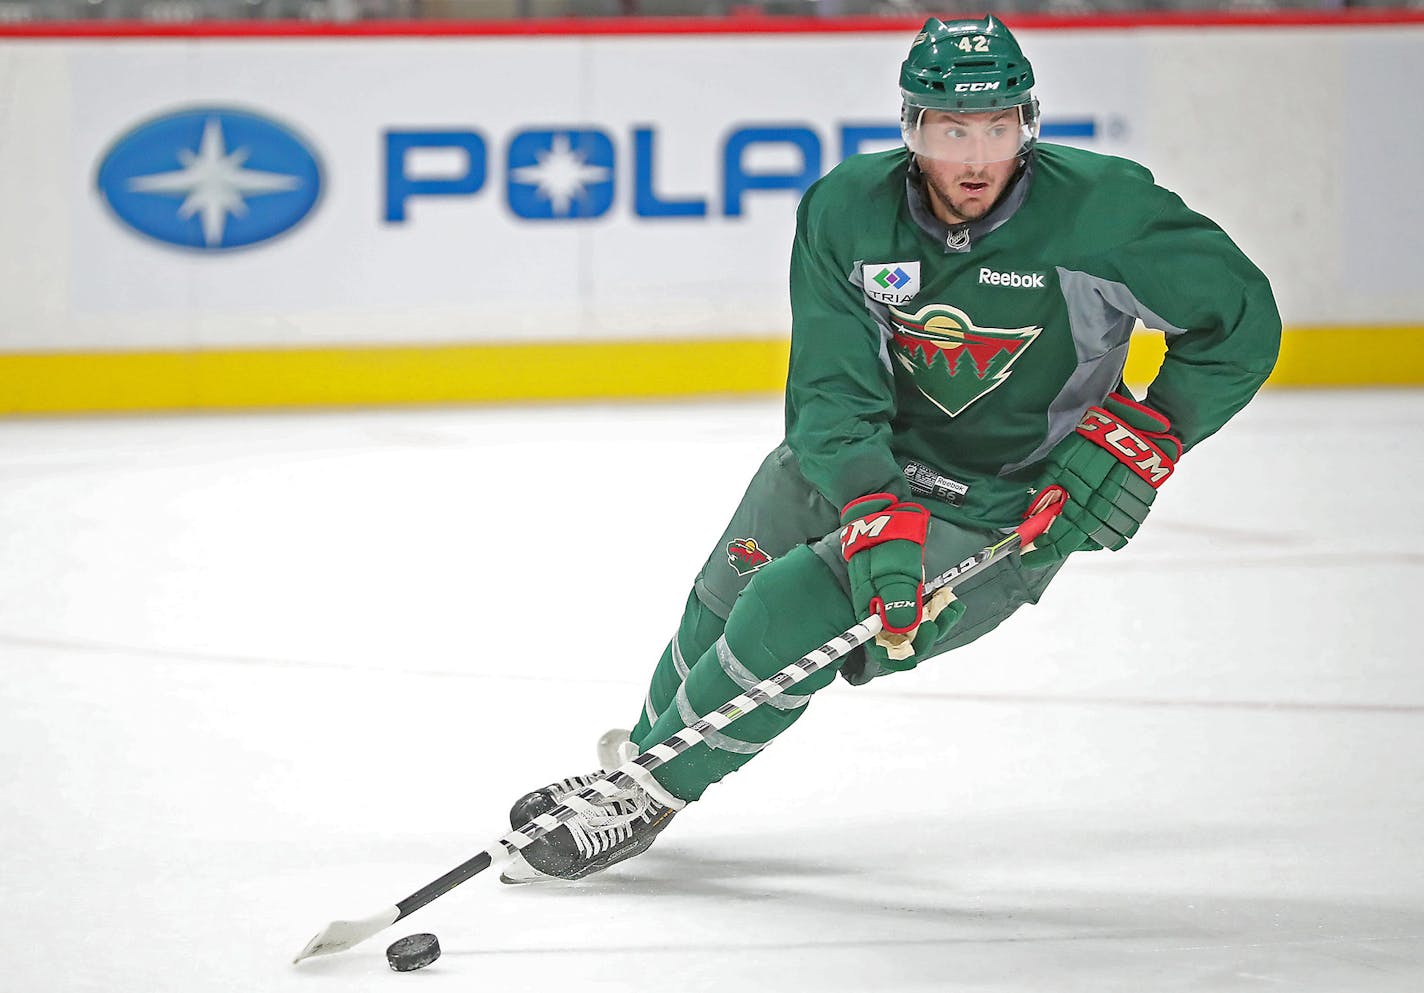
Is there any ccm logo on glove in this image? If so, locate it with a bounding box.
[1076,403,1176,487]
[839,507,928,557]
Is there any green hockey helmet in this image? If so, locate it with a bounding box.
[900,16,1040,165]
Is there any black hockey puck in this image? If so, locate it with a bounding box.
[386,933,440,972]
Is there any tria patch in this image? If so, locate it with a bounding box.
[726,537,772,577]
[862,261,921,305]
[887,303,1042,417]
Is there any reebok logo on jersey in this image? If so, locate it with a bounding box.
[862,261,921,305]
[903,460,970,507]
[979,267,1045,288]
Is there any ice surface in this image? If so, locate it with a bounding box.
[1,391,1422,992]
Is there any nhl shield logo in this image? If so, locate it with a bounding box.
[727,537,772,577]
[888,303,1042,417]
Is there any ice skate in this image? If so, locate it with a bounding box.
[499,763,684,884]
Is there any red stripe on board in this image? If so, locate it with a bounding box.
[2,10,1424,39]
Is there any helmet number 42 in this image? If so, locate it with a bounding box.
[957,35,990,52]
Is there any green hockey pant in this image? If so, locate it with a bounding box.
[629,443,1065,802]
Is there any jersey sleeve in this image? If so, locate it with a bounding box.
[1101,191,1282,452]
[783,186,911,509]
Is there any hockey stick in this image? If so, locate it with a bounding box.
[292,487,1065,963]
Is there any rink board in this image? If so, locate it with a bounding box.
[2,327,1421,414]
[1,14,1422,411]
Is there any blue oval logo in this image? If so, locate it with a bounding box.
[96,107,323,252]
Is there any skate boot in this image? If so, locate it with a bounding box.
[500,764,685,884]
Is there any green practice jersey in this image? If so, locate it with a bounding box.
[784,143,1281,528]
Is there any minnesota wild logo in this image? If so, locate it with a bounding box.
[727,537,772,577]
[887,303,1042,417]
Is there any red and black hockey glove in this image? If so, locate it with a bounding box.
[1020,392,1182,569]
[840,493,965,672]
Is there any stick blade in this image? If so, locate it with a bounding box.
[292,905,400,964]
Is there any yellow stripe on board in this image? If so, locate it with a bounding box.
[1123,325,1424,389]
[0,338,792,415]
[1,326,1421,415]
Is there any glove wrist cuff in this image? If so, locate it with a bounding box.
[1077,399,1179,489]
[839,497,929,559]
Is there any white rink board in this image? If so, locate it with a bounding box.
[0,25,1420,353]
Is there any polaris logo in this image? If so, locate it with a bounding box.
[96,107,322,251]
[979,267,1045,288]
[954,82,1001,92]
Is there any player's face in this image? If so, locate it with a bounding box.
[910,109,1023,225]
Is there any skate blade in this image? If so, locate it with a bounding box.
[498,852,560,885]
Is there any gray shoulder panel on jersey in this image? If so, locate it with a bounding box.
[1058,267,1189,343]
[1001,267,1189,474]
[849,261,896,375]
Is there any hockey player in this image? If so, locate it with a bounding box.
[501,15,1281,883]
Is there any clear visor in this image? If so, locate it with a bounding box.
[901,104,1038,165]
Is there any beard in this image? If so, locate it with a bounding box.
[922,169,997,224]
